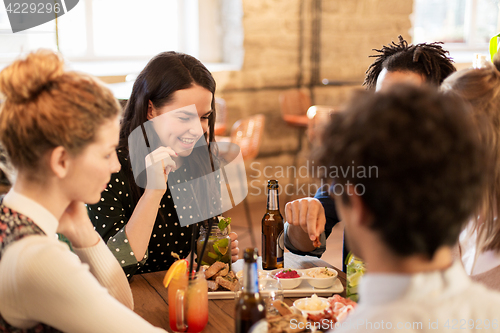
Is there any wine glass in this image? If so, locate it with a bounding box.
[259,277,284,316]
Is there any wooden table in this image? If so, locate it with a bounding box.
[130,252,346,332]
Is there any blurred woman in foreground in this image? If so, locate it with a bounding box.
[0,50,166,332]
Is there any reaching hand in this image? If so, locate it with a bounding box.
[145,146,177,190]
[229,232,239,262]
[285,197,326,247]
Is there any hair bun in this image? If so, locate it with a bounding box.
[0,49,64,103]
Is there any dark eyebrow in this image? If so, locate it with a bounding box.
[202,110,213,117]
[175,110,198,117]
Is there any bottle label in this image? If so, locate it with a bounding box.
[267,189,278,210]
[277,230,284,263]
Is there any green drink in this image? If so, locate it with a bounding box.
[197,217,232,268]
[346,253,365,302]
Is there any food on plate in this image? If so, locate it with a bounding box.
[271,300,293,316]
[213,264,229,279]
[236,269,269,280]
[328,294,357,323]
[268,313,308,333]
[206,280,218,291]
[264,294,355,333]
[293,294,329,312]
[262,294,356,332]
[205,261,227,279]
[215,274,238,291]
[306,294,357,324]
[273,269,302,289]
[203,262,239,291]
[275,269,301,279]
[306,267,336,278]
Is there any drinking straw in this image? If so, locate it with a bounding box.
[188,223,198,280]
[140,124,168,183]
[196,217,215,273]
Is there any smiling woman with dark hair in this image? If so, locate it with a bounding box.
[87,51,239,278]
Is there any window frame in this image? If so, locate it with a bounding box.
[412,0,500,54]
[0,0,224,64]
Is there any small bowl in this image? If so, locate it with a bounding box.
[304,267,338,289]
[236,269,270,281]
[293,296,330,316]
[271,269,303,289]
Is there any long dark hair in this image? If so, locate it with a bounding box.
[119,51,217,209]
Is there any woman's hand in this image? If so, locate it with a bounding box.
[57,201,100,248]
[144,146,177,190]
[229,232,239,262]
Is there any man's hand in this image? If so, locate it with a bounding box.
[285,197,326,247]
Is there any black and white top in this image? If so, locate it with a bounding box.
[87,150,197,278]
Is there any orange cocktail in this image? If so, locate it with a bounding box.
[168,271,208,333]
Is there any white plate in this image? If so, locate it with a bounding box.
[207,276,343,299]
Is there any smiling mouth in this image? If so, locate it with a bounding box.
[179,138,196,145]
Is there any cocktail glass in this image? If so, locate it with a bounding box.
[197,224,231,268]
[168,271,208,332]
[346,255,365,302]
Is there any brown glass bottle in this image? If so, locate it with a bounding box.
[235,248,266,333]
[262,180,284,270]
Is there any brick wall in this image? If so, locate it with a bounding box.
[214,0,413,201]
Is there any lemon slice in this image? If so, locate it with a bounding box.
[163,259,188,288]
[347,270,364,287]
[215,238,229,248]
[218,246,228,256]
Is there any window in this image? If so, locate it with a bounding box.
[0,0,243,67]
[413,0,500,52]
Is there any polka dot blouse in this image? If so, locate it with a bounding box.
[87,150,196,278]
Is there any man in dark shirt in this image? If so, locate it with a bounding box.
[284,36,456,269]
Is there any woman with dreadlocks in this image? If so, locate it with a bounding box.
[284,36,456,270]
[364,35,456,91]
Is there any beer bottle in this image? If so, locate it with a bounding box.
[235,248,266,333]
[262,180,284,270]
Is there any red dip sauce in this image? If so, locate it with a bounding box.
[275,269,300,279]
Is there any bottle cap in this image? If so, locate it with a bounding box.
[244,247,259,262]
[267,180,279,189]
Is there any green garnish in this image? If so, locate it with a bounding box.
[218,217,231,231]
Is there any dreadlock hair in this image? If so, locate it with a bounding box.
[363,35,456,90]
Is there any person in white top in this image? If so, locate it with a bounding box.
[315,85,500,333]
[0,50,166,332]
[441,56,500,291]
